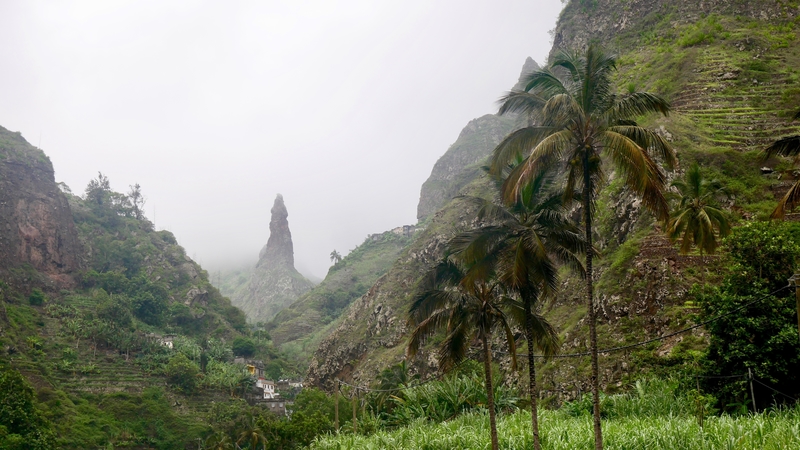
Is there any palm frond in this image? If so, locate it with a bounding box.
[609,125,677,170]
[771,180,800,219]
[407,307,458,357]
[602,130,669,220]
[497,90,547,116]
[608,92,671,120]
[501,130,573,204]
[763,135,800,159]
[489,126,559,177]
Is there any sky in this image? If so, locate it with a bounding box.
[0,0,564,280]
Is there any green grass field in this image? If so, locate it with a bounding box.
[311,407,800,449]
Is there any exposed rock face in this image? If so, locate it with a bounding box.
[229,194,313,323]
[0,126,80,286]
[258,194,294,268]
[550,0,797,58]
[416,60,540,222]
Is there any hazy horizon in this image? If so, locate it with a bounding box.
[0,0,564,279]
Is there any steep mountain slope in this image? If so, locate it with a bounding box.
[0,135,298,448]
[308,0,800,395]
[416,58,539,222]
[0,126,80,286]
[227,194,314,323]
[267,229,415,366]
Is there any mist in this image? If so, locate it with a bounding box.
[0,0,564,279]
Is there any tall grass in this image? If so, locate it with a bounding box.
[312,379,800,449]
[385,371,519,427]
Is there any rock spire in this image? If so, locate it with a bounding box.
[228,194,314,323]
[258,194,294,267]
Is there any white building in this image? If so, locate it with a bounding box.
[256,378,279,399]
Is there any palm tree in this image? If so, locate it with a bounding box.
[406,256,518,450]
[666,163,730,283]
[373,360,419,414]
[489,44,675,450]
[236,414,267,450]
[447,169,584,450]
[763,110,800,218]
[204,432,234,450]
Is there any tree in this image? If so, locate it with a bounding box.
[127,183,146,220]
[489,45,675,450]
[666,163,730,282]
[447,169,584,450]
[697,221,800,411]
[232,337,257,358]
[236,414,267,450]
[329,250,342,264]
[0,369,56,450]
[406,256,518,450]
[762,110,800,218]
[165,353,200,394]
[84,172,111,206]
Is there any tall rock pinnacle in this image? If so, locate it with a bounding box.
[258,194,294,267]
[228,194,314,323]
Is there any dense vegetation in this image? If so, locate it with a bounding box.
[311,379,800,450]
[0,174,310,448]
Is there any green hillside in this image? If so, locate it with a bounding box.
[268,230,415,366]
[0,173,302,448]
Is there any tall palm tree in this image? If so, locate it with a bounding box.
[406,257,518,450]
[763,110,800,218]
[666,163,730,283]
[489,44,675,450]
[447,169,585,450]
[236,413,267,450]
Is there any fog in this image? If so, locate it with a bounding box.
[0,0,564,279]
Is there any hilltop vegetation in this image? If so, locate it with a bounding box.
[267,231,415,366]
[0,173,307,448]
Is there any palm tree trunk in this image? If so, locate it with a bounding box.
[481,333,499,450]
[523,299,542,450]
[584,155,603,450]
[700,248,705,286]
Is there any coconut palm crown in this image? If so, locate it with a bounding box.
[489,44,676,450]
[667,163,730,256]
[763,110,800,219]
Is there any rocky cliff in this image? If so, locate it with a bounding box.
[229,194,313,323]
[308,0,800,396]
[0,126,80,288]
[416,58,540,222]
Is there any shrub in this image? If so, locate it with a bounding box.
[165,353,200,394]
[232,337,256,358]
[28,289,46,306]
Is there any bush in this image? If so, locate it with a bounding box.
[0,369,56,449]
[165,353,200,394]
[28,289,46,306]
[232,337,256,358]
[698,221,800,411]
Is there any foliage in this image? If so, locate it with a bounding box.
[667,163,731,256]
[311,403,800,450]
[380,366,519,428]
[0,368,56,450]
[696,220,800,411]
[165,353,201,394]
[233,336,257,357]
[490,43,675,450]
[407,244,522,449]
[28,289,46,306]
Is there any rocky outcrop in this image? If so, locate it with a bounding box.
[416,59,541,222]
[550,0,797,58]
[229,194,313,323]
[0,126,80,286]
